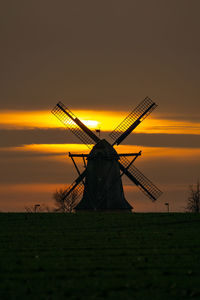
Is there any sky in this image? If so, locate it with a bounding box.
[0,0,200,212]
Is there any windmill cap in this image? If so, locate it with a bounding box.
[88,139,119,160]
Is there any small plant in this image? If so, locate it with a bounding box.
[186,180,200,213]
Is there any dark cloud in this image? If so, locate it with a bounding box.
[0,128,71,147]
[0,128,199,148]
[124,133,200,149]
[153,112,200,123]
[0,142,199,186]
[133,157,200,186]
[0,152,74,184]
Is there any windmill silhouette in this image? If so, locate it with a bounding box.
[52,97,162,211]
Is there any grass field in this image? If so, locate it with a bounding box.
[0,213,200,299]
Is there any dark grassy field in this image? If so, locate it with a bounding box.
[0,213,200,299]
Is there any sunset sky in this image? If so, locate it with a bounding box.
[0,0,200,212]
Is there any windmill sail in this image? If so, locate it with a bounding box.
[119,157,162,201]
[62,170,86,203]
[52,102,100,148]
[110,97,157,145]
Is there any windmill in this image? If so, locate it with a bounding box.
[52,97,162,211]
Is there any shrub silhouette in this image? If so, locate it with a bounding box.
[186,180,200,213]
[53,188,78,212]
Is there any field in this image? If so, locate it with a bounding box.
[0,213,200,299]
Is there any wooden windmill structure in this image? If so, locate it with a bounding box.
[52,97,162,211]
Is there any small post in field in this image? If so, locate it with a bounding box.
[165,202,169,213]
[34,204,40,213]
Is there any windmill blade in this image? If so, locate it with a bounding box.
[52,102,100,148]
[62,169,86,203]
[63,182,84,207]
[110,97,157,145]
[119,157,162,201]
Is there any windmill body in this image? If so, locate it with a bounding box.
[52,97,163,211]
[76,139,132,211]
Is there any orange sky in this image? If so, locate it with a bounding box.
[1,1,200,213]
[0,137,199,211]
[0,181,191,212]
[0,107,199,212]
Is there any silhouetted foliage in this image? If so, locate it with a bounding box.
[53,188,78,212]
[186,180,200,213]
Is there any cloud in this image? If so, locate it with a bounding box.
[0,142,199,186]
[120,133,200,148]
[1,128,200,148]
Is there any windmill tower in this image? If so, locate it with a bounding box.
[52,97,162,211]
